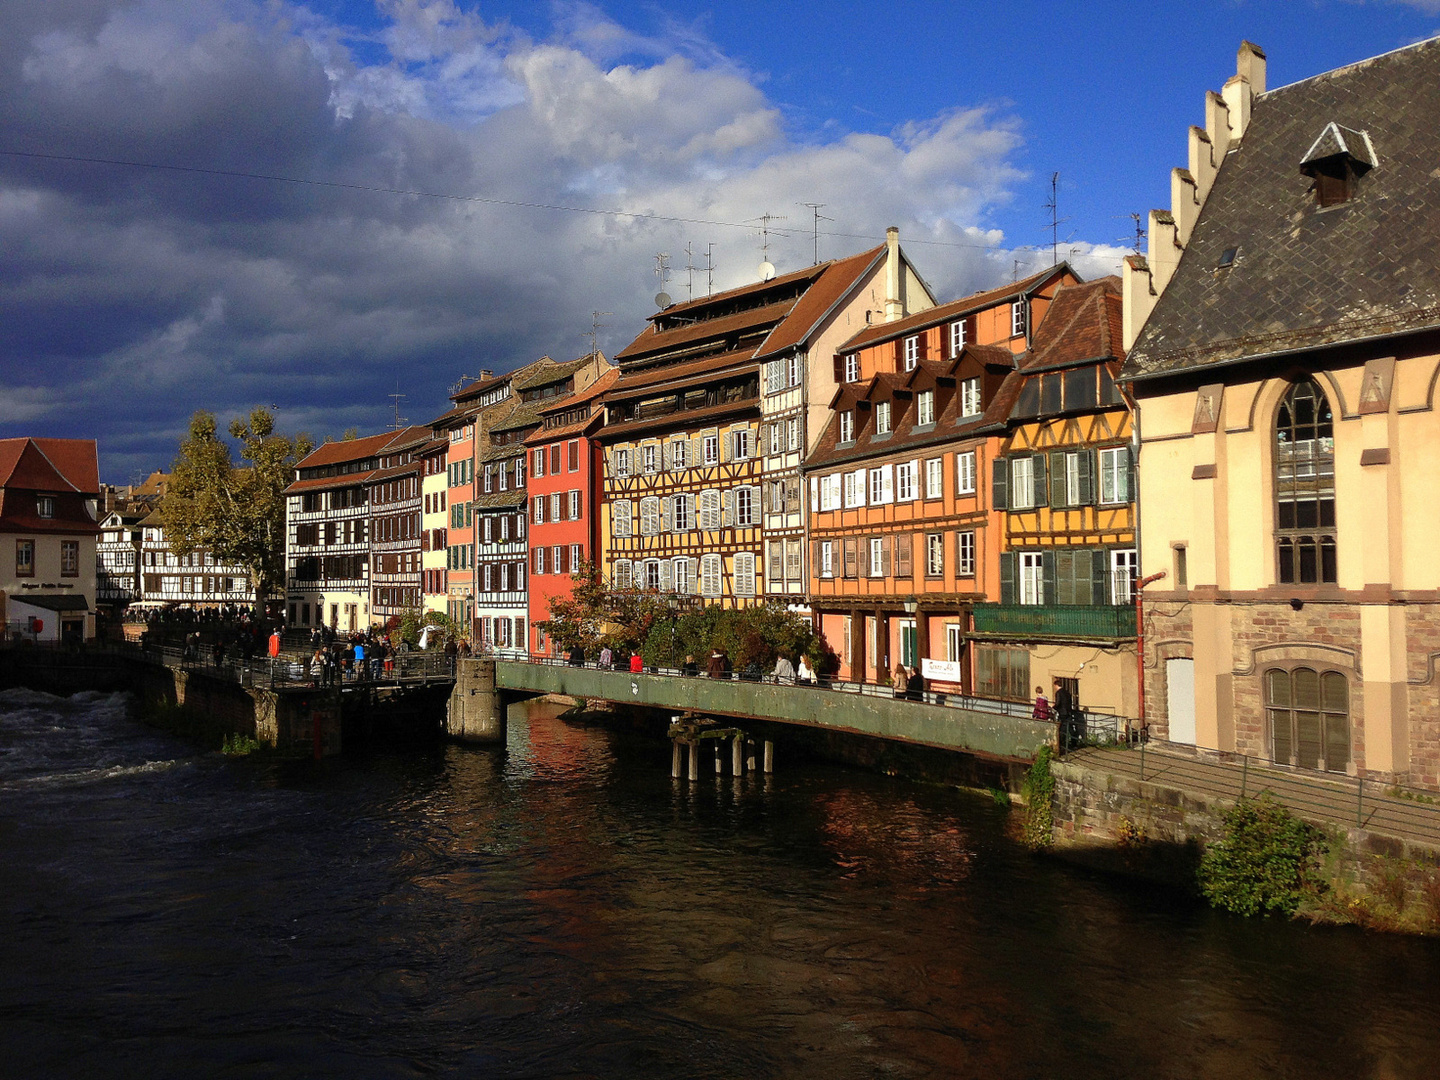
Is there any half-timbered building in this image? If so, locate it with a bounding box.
[366,426,431,625]
[600,238,930,606]
[982,277,1137,717]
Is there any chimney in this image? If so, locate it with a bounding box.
[480,369,493,379]
[884,226,904,323]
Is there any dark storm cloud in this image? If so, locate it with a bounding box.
[0,0,1122,482]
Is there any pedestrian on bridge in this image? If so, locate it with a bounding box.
[773,654,795,685]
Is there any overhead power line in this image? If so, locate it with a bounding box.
[0,146,1049,254]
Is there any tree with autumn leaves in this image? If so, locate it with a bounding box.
[160,408,312,621]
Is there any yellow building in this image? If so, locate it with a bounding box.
[1123,38,1440,789]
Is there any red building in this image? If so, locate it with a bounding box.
[524,365,619,656]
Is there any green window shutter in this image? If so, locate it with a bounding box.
[1078,449,1095,505]
[1049,451,1067,508]
[991,457,1008,510]
[1041,549,1057,606]
[1055,550,1074,606]
[1093,548,1110,606]
[1031,453,1048,507]
[999,551,1017,605]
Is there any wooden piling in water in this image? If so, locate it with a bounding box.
[672,740,681,779]
[732,734,743,776]
[764,739,773,774]
[687,740,698,781]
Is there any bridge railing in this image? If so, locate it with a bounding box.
[505,656,1127,743]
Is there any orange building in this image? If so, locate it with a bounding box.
[525,365,618,656]
[804,266,1078,689]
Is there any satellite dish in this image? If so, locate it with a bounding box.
[654,291,672,308]
[758,261,776,282]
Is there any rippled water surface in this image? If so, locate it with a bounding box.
[2,688,1439,1079]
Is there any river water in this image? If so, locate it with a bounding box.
[2,688,1439,1079]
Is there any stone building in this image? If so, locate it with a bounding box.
[1123,38,1440,788]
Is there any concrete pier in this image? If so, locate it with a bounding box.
[447,658,507,744]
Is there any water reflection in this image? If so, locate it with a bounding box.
[1,691,1438,1079]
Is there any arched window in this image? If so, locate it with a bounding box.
[1274,379,1336,583]
[1266,667,1349,773]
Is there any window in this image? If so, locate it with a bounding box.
[673,493,694,531]
[568,440,580,472]
[768,540,784,583]
[896,461,917,502]
[957,531,975,576]
[533,448,545,477]
[875,401,891,435]
[950,320,967,356]
[926,533,944,577]
[483,517,493,543]
[1275,379,1337,585]
[550,493,563,522]
[903,335,920,370]
[568,490,581,520]
[843,471,860,508]
[820,540,834,578]
[613,499,632,537]
[785,539,802,584]
[844,354,860,383]
[1011,457,1037,509]
[1019,552,1044,605]
[570,544,582,572]
[787,418,799,451]
[976,646,1030,701]
[960,377,982,418]
[699,489,721,529]
[925,458,944,500]
[733,552,757,596]
[498,464,508,491]
[789,356,802,387]
[16,539,33,576]
[670,439,687,470]
[673,557,693,595]
[1110,549,1138,604]
[643,445,658,473]
[645,560,661,590]
[869,537,884,577]
[868,466,892,504]
[735,486,755,527]
[483,564,493,592]
[703,434,719,466]
[1098,446,1133,506]
[534,547,545,575]
[615,448,631,477]
[37,496,54,519]
[731,430,752,460]
[956,451,976,495]
[700,554,722,596]
[483,465,493,493]
[614,559,632,589]
[552,544,564,573]
[640,497,661,535]
[57,539,79,576]
[1011,299,1027,338]
[917,389,935,426]
[500,563,510,592]
[767,359,786,394]
[769,422,783,456]
[1267,668,1350,772]
[839,411,854,443]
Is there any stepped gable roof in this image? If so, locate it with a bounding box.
[1018,278,1123,373]
[0,438,100,494]
[1126,36,1440,381]
[751,244,886,360]
[839,264,1073,353]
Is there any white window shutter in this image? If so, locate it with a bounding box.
[662,495,673,532]
[881,464,894,504]
[853,468,867,506]
[660,560,673,592]
[722,489,734,527]
[689,557,700,593]
[809,476,819,507]
[691,435,703,469]
[721,431,731,463]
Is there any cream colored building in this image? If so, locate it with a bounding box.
[1123,38,1440,789]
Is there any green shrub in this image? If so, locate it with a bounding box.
[221,732,262,756]
[1198,796,1325,917]
[1020,746,1055,850]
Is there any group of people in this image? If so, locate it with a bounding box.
[1032,679,1085,751]
[892,664,925,701]
[304,626,418,686]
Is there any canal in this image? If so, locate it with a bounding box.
[2,687,1438,1078]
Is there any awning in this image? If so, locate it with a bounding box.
[11,593,90,613]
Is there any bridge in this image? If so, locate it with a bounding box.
[450,658,1057,763]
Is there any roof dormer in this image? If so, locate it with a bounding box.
[1300,123,1375,208]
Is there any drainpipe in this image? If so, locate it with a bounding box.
[1135,570,1167,734]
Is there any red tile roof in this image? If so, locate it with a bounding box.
[1017,277,1124,371]
[752,244,885,360]
[615,297,800,363]
[0,438,100,494]
[839,264,1075,353]
[294,430,396,470]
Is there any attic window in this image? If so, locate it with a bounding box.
[1218,247,1238,270]
[1299,122,1375,209]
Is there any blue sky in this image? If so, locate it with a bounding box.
[2,0,1437,482]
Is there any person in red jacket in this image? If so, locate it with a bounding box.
[629,652,644,674]
[268,629,281,659]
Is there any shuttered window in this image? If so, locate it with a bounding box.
[640,497,661,535]
[613,499,632,537]
[700,554,722,596]
[699,489,721,529]
[733,552,757,596]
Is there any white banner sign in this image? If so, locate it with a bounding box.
[921,658,962,683]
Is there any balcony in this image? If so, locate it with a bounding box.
[971,603,1136,640]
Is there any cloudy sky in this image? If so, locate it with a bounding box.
[3,0,1437,482]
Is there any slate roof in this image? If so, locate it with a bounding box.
[1125,36,1440,380]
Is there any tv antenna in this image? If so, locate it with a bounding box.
[584,310,611,357]
[682,242,698,301]
[800,202,833,265]
[449,373,480,396]
[1127,212,1146,255]
[653,252,672,308]
[1043,172,1070,266]
[748,212,787,280]
[388,386,408,430]
[704,243,715,296]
